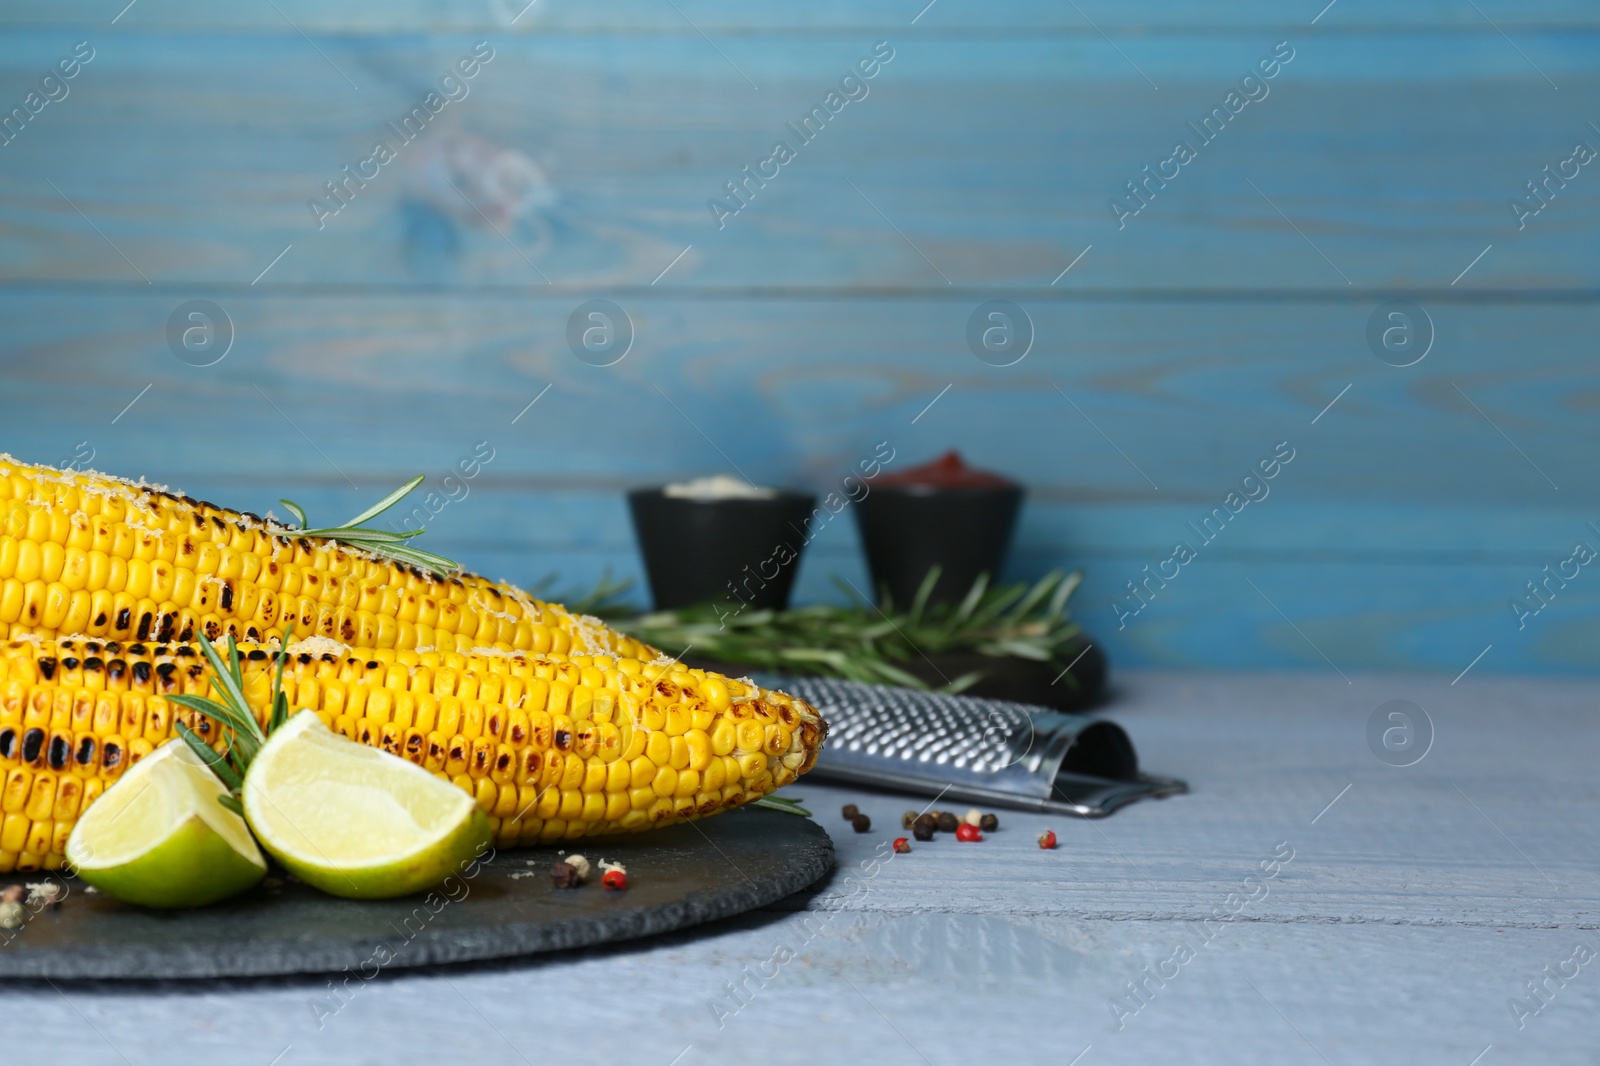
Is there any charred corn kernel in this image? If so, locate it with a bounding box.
[0,637,826,870]
[0,455,658,659]
[764,724,792,756]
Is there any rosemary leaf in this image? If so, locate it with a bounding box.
[610,568,1086,693]
[274,477,461,576]
[174,720,243,791]
[752,796,811,817]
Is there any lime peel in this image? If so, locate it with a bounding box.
[242,711,492,900]
[65,740,267,909]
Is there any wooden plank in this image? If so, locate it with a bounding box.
[0,32,1595,290]
[4,672,1596,1063]
[2,290,1595,673]
[1,290,1591,504]
[4,0,1597,32]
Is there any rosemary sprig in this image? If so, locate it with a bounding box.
[752,795,812,817]
[530,567,638,617]
[607,568,1086,695]
[274,475,460,577]
[166,626,295,812]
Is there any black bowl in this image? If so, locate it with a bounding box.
[627,488,817,611]
[852,483,1023,607]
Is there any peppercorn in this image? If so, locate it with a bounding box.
[601,868,628,891]
[901,810,919,830]
[936,811,959,833]
[841,803,860,820]
[913,813,938,834]
[912,823,935,842]
[1038,829,1058,850]
[963,808,983,827]
[893,837,912,854]
[979,813,999,832]
[955,823,983,842]
[550,861,583,889]
[851,813,871,833]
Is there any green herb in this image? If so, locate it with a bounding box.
[275,475,460,577]
[603,568,1084,695]
[167,625,296,809]
[752,796,812,817]
[530,568,637,617]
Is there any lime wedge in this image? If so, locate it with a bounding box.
[66,740,267,908]
[242,711,491,899]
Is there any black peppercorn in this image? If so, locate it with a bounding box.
[842,803,860,820]
[851,813,871,833]
[979,813,999,832]
[550,861,582,889]
[912,823,935,842]
[936,811,959,833]
[913,813,938,834]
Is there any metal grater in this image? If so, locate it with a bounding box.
[752,674,1187,818]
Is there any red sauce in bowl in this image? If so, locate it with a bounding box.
[874,450,1015,489]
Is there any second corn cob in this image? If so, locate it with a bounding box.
[0,636,827,872]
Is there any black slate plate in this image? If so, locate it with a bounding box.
[0,807,833,980]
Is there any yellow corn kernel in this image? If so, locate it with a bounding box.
[684,728,713,771]
[737,721,765,752]
[645,731,671,767]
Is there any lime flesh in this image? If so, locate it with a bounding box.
[65,740,267,908]
[242,711,491,899]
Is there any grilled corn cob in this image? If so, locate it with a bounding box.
[0,637,826,872]
[0,455,654,661]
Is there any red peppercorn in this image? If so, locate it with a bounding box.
[955,823,983,842]
[601,869,627,890]
[893,837,911,854]
[1038,829,1058,850]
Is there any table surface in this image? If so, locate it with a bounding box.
[11,670,1598,1066]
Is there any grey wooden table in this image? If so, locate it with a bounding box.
[11,671,1598,1066]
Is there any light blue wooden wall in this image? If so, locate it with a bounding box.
[1,2,1596,677]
